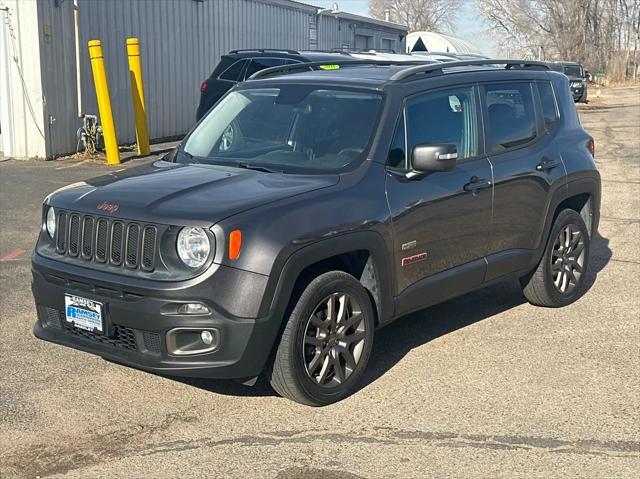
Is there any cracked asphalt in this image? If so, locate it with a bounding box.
[1,87,639,479]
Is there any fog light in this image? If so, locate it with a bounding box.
[166,328,220,356]
[201,330,214,345]
[177,303,210,315]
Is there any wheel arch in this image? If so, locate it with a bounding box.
[259,231,395,326]
[531,175,601,271]
[555,176,600,237]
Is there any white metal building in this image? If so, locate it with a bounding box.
[406,31,480,55]
[0,0,407,159]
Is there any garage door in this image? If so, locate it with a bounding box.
[355,34,371,50]
[381,38,395,52]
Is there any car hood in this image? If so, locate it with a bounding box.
[48,161,339,226]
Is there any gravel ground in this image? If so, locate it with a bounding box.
[0,87,638,479]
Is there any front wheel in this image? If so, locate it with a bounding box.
[268,271,375,406]
[520,209,590,307]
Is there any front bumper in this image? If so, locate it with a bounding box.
[32,253,278,379]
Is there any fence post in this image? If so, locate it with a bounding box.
[88,39,120,165]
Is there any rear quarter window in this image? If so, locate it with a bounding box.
[244,58,288,80]
[219,60,247,81]
[537,81,559,130]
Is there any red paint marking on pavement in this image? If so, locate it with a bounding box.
[0,248,27,262]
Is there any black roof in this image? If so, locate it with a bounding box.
[255,65,421,88]
[246,59,552,88]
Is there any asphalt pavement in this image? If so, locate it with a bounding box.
[0,87,638,478]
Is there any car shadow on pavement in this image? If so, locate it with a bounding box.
[360,231,612,390]
[171,233,612,400]
[175,375,279,398]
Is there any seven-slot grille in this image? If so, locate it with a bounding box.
[55,211,158,272]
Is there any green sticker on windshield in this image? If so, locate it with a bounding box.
[319,64,340,70]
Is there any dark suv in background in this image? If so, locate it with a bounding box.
[33,59,600,406]
[196,49,357,120]
[548,61,589,102]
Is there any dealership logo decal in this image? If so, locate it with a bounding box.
[97,202,119,214]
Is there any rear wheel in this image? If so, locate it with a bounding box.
[520,209,590,307]
[269,271,375,406]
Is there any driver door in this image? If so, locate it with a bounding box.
[385,85,493,315]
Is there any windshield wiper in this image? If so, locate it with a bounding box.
[235,162,276,173]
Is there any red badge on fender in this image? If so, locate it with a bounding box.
[401,252,428,267]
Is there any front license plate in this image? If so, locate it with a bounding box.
[64,294,104,333]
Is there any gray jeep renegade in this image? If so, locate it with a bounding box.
[33,59,600,405]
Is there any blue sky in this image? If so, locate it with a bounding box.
[312,0,497,55]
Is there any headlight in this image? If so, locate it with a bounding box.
[176,227,210,268]
[46,207,56,239]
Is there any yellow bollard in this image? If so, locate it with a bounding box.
[88,40,120,165]
[126,38,150,155]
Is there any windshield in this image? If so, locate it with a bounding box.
[182,86,383,174]
[563,64,584,77]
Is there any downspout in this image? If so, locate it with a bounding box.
[73,0,81,117]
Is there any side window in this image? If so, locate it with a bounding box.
[484,82,537,152]
[387,114,406,169]
[537,81,559,130]
[244,58,286,79]
[405,86,478,164]
[219,60,247,81]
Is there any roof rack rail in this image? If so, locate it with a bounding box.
[331,47,399,54]
[248,59,432,80]
[228,48,300,55]
[389,59,550,81]
[307,49,355,56]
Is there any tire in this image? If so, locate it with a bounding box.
[520,209,590,307]
[268,271,375,406]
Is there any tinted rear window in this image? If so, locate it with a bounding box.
[211,56,236,77]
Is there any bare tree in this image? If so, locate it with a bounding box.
[476,0,640,80]
[369,0,462,32]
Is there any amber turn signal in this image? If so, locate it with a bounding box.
[229,230,242,260]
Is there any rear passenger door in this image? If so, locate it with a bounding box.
[482,81,566,280]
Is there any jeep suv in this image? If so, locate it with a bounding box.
[33,59,600,406]
[548,61,589,102]
[196,49,357,120]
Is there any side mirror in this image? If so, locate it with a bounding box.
[408,143,457,178]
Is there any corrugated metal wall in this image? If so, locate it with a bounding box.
[35,0,406,156]
[38,0,79,157]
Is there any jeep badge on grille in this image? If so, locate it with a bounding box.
[97,202,119,214]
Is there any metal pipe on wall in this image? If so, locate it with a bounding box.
[73,0,82,117]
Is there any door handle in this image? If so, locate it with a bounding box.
[463,176,492,192]
[536,158,560,171]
